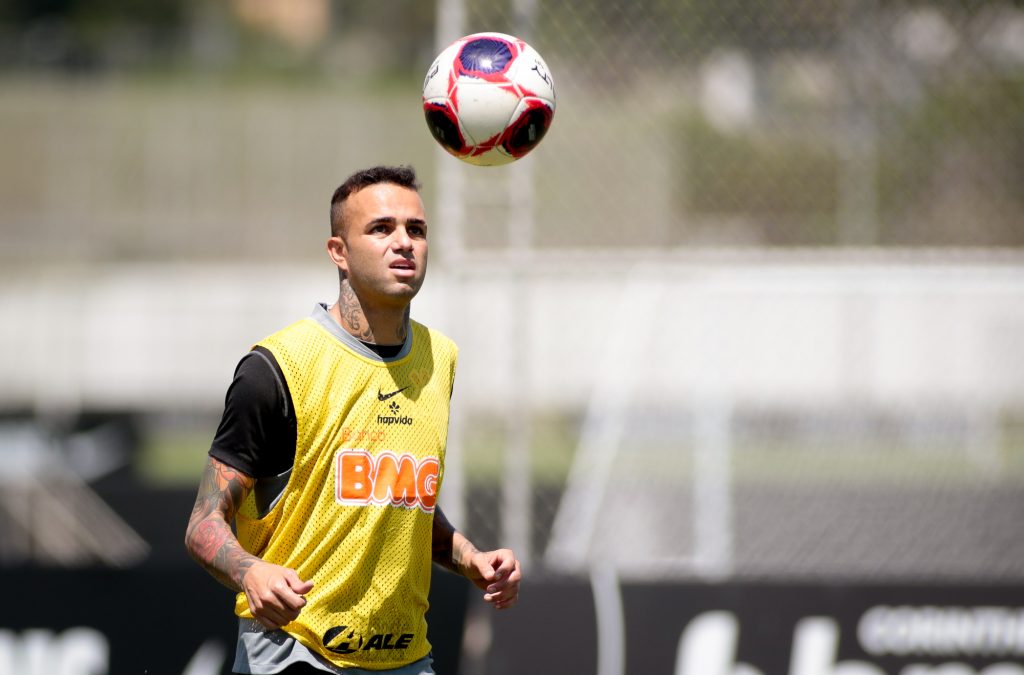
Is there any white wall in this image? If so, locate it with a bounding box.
[2,253,1022,414]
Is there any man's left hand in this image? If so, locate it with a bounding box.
[465,548,521,610]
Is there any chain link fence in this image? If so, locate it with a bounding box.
[479,0,1024,249]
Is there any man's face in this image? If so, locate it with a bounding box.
[333,182,428,308]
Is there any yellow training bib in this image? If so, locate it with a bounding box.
[234,312,457,670]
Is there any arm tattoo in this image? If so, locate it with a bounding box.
[432,507,479,576]
[185,458,261,591]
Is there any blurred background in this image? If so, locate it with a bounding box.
[1,0,1023,674]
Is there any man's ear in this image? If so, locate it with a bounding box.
[327,236,348,273]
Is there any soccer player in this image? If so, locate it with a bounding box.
[185,165,520,674]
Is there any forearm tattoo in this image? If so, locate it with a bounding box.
[432,508,479,575]
[186,458,261,591]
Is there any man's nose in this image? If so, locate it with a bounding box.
[392,227,413,250]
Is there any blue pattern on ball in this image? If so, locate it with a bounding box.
[458,38,513,75]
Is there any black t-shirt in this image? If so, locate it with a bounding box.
[209,341,405,478]
[208,346,296,478]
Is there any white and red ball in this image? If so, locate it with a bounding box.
[422,32,556,167]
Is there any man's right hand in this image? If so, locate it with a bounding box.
[242,562,315,630]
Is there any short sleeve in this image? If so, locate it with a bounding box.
[208,347,297,479]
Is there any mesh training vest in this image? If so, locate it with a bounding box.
[234,314,457,670]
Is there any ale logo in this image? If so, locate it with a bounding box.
[335,450,439,513]
[323,625,415,654]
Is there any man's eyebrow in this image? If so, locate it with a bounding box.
[366,216,427,227]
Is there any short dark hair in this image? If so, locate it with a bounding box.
[330,165,420,236]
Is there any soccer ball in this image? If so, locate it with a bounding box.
[422,32,556,167]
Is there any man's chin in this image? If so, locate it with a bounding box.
[353,278,423,308]
[384,282,422,304]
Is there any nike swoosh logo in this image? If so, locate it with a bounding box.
[377,386,409,402]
